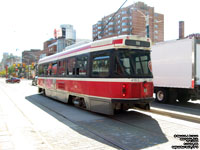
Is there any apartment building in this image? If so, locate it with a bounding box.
[92,2,164,43]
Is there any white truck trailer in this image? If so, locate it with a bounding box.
[151,37,200,103]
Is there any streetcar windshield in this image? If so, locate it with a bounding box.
[113,49,152,78]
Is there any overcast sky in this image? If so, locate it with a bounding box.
[0,0,199,60]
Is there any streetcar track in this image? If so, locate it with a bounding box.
[29,94,171,148]
[27,94,130,150]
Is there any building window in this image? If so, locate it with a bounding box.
[108,32,113,35]
[108,22,114,25]
[122,16,128,21]
[122,10,127,15]
[108,27,114,31]
[122,28,129,32]
[98,21,102,25]
[154,24,158,28]
[122,22,128,26]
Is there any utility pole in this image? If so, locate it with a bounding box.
[133,8,150,38]
[145,13,150,38]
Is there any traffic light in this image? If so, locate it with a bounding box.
[23,63,26,68]
[32,62,34,68]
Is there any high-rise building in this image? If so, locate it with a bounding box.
[56,24,76,53]
[92,2,164,43]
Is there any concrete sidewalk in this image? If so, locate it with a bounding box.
[0,81,118,150]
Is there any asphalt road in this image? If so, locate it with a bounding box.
[0,78,199,150]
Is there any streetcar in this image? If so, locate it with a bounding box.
[37,35,154,115]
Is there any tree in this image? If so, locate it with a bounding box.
[8,65,15,75]
[0,70,6,77]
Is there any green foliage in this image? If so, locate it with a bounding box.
[8,66,15,74]
[0,69,6,76]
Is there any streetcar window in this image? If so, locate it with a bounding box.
[76,55,88,76]
[92,54,110,77]
[44,64,48,76]
[113,49,152,78]
[51,63,57,76]
[67,57,76,75]
[38,65,44,76]
[48,63,52,76]
[58,60,66,76]
[135,56,149,75]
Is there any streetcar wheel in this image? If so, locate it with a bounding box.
[43,89,46,96]
[155,88,168,103]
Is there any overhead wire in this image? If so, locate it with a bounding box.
[93,0,128,41]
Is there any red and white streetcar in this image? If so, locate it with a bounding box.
[37,35,154,115]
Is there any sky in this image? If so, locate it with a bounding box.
[0,0,199,60]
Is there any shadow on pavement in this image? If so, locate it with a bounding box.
[26,94,168,150]
[152,101,200,116]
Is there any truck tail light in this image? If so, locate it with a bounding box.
[122,84,126,97]
[192,79,194,89]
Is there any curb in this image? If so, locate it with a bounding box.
[150,107,200,124]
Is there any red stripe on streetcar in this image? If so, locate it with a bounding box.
[38,78,154,99]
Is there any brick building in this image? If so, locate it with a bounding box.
[92,2,164,43]
[22,49,41,65]
[39,39,57,59]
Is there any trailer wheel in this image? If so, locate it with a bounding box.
[155,88,168,103]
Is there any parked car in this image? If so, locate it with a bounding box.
[32,76,38,86]
[6,77,20,83]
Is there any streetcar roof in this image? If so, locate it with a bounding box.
[38,35,151,64]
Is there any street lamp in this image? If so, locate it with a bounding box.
[132,7,150,38]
